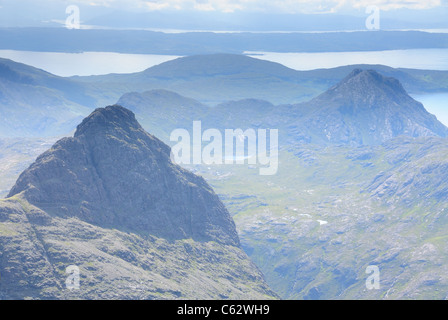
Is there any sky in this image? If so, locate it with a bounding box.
[0,0,447,31]
[30,0,447,13]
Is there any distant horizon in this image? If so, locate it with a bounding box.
[1,48,448,78]
[1,1,448,31]
[4,25,448,34]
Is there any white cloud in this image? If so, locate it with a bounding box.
[69,0,445,13]
[349,0,442,11]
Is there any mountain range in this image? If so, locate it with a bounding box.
[2,28,448,55]
[1,53,448,300]
[114,67,448,146]
[78,53,448,106]
[0,58,92,136]
[1,54,448,138]
[0,105,277,299]
[111,62,448,299]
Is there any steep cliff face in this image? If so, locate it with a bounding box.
[8,105,239,246]
[0,105,276,300]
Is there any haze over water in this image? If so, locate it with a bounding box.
[1,48,448,77]
[245,49,448,71]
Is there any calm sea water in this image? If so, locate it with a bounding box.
[0,50,180,77]
[245,49,448,71]
[1,48,448,77]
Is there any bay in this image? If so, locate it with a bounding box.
[0,50,180,77]
[245,49,448,71]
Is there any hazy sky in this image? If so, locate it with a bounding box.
[0,0,447,30]
[1,0,447,14]
[31,0,447,13]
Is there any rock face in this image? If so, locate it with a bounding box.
[0,105,276,299]
[8,105,239,246]
[290,69,448,145]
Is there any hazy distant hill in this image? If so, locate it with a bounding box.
[0,137,57,198]
[76,54,321,106]
[0,58,94,137]
[2,54,448,138]
[77,54,448,105]
[116,89,210,139]
[116,68,448,146]
[1,28,448,55]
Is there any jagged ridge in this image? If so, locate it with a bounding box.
[8,105,239,246]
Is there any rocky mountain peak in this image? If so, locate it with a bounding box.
[74,105,140,137]
[292,69,448,145]
[323,68,409,107]
[8,105,240,246]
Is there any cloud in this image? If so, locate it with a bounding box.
[349,0,442,11]
[69,0,445,13]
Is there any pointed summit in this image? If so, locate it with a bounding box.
[74,105,141,138]
[341,68,404,91]
[292,69,448,145]
[8,105,239,246]
[320,69,410,110]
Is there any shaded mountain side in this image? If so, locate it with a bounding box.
[0,105,278,299]
[2,28,448,54]
[117,91,285,142]
[0,79,89,137]
[0,58,96,106]
[8,105,239,246]
[0,196,277,300]
[0,58,95,137]
[204,99,277,129]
